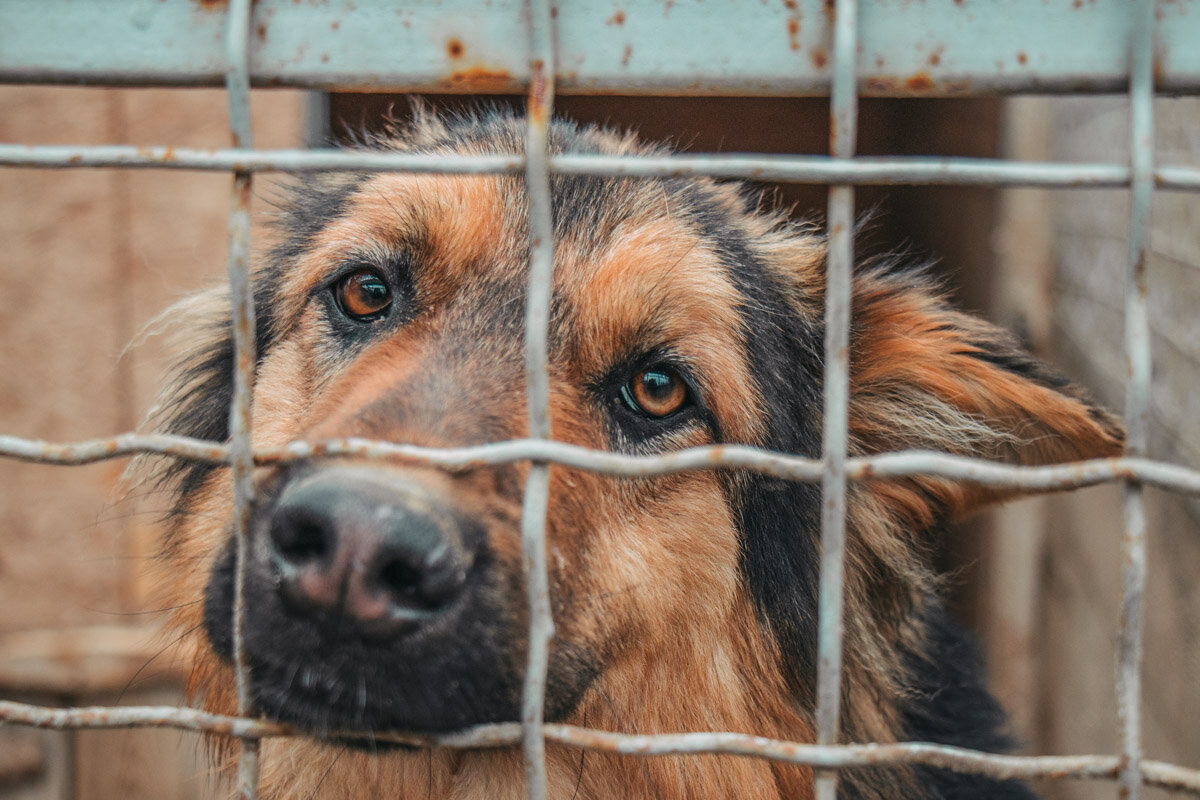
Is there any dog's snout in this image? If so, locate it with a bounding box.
[267,468,470,638]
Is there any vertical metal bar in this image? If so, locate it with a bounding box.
[303,92,332,149]
[521,0,557,798]
[1120,1,1154,798]
[223,0,259,797]
[816,1,858,800]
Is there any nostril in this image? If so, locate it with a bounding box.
[377,559,429,608]
[374,547,461,613]
[271,514,331,570]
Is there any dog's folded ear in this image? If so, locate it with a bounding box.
[847,266,1124,524]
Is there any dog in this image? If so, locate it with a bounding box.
[146,107,1123,799]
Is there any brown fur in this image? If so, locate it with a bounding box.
[144,109,1122,800]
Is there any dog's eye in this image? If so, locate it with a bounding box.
[621,366,690,418]
[334,270,393,322]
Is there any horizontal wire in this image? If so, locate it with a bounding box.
[2,433,1199,495]
[1,699,1196,794]
[1,144,1199,191]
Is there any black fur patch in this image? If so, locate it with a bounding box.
[898,601,1038,800]
[681,183,828,704]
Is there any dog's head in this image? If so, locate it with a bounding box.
[149,109,1121,790]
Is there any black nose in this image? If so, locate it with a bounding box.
[267,467,470,638]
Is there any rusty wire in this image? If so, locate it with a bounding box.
[518,0,558,797]
[814,1,858,799]
[3,699,1200,795]
[1117,1,1156,798]
[5,433,1200,496]
[221,0,260,796]
[3,144,1200,192]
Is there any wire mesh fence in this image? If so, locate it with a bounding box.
[1,1,1200,799]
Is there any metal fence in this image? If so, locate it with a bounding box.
[2,1,1200,799]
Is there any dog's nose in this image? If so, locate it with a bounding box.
[266,468,470,638]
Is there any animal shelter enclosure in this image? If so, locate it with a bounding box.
[2,2,1200,799]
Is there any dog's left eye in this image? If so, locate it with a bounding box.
[620,366,690,418]
[334,269,393,322]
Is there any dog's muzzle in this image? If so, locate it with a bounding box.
[266,466,472,640]
[201,461,533,735]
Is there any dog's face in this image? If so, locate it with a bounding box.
[154,110,1121,797]
[172,116,818,738]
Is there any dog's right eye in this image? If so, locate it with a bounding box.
[621,366,690,419]
[333,269,393,322]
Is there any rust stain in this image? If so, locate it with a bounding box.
[929,50,941,67]
[528,59,549,125]
[195,0,227,8]
[607,10,626,25]
[1017,51,1028,65]
[447,38,465,59]
[621,44,633,67]
[331,20,340,31]
[863,72,970,95]
[812,49,827,69]
[904,71,936,92]
[256,23,266,41]
[448,66,514,92]
[783,0,802,51]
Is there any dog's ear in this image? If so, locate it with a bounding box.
[848,267,1124,525]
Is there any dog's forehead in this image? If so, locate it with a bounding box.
[288,169,751,332]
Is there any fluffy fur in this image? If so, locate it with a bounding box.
[145,108,1123,800]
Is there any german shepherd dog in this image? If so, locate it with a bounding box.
[149,108,1123,799]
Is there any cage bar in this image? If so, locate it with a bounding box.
[814,1,858,799]
[3,145,1199,193]
[5,434,1200,497]
[222,0,261,795]
[1118,1,1156,798]
[519,0,558,797]
[5,697,1200,794]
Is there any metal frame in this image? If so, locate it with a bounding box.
[2,2,1199,799]
[4,0,1200,95]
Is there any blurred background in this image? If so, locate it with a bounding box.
[0,85,1197,799]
